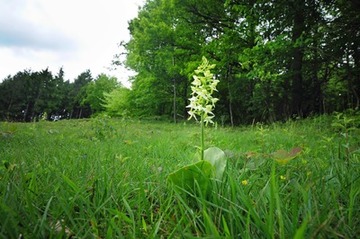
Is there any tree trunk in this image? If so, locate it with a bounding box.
[227,64,234,127]
[173,78,177,123]
[351,36,360,109]
[290,3,305,117]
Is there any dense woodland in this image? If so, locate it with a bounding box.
[0,69,119,121]
[1,0,359,124]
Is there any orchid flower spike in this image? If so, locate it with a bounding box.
[187,57,219,125]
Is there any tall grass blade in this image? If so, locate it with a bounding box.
[38,196,53,235]
[293,216,309,239]
[122,197,136,238]
[222,215,230,237]
[202,208,220,237]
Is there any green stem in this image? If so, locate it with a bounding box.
[269,161,275,238]
[201,115,205,161]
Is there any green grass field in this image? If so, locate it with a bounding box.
[1,114,359,238]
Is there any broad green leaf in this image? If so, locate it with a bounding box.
[204,147,227,180]
[167,160,214,196]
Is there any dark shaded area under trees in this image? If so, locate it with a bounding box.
[1,0,359,124]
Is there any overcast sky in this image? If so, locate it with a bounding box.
[0,0,145,87]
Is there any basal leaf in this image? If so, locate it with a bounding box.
[167,160,214,196]
[204,147,227,180]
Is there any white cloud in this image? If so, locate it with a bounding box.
[0,0,144,86]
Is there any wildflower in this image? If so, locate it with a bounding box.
[241,179,249,186]
[280,175,286,180]
[187,56,219,126]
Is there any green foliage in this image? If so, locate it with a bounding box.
[128,75,171,116]
[82,74,119,114]
[90,115,117,140]
[0,68,97,121]
[167,146,227,199]
[102,87,131,117]
[120,0,360,124]
[67,69,94,119]
[124,0,205,118]
[167,160,214,197]
[330,111,360,163]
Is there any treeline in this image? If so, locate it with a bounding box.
[1,0,359,124]
[118,0,359,124]
[0,68,121,121]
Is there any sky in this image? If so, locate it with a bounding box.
[0,0,145,87]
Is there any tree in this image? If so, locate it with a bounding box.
[125,0,206,118]
[70,70,93,119]
[102,86,131,117]
[0,73,28,121]
[54,67,73,118]
[82,74,119,114]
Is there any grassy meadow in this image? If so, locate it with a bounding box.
[0,114,359,238]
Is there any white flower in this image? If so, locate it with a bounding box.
[192,76,202,86]
[187,57,219,125]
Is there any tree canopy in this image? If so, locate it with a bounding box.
[119,0,359,124]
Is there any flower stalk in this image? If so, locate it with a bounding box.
[201,114,205,161]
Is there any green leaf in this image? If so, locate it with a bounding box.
[167,160,214,197]
[222,216,231,237]
[293,215,309,239]
[203,209,220,236]
[62,174,80,192]
[331,122,345,129]
[141,216,147,233]
[204,147,227,180]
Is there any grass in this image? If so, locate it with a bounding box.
[0,114,359,238]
